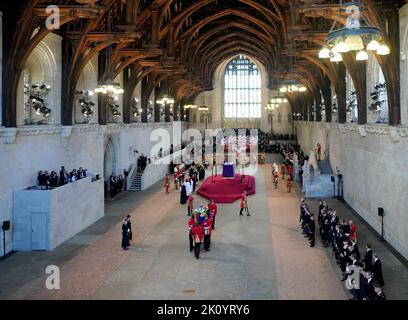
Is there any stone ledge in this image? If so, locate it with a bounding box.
[0,122,181,143]
[296,121,408,141]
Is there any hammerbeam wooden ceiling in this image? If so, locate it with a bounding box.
[1,0,406,126]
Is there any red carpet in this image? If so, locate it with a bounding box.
[196,174,256,203]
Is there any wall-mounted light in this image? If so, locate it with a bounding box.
[76,90,95,120]
[24,82,52,119]
[107,94,121,117]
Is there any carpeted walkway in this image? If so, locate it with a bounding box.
[197,174,255,203]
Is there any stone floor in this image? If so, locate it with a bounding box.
[0,155,407,300]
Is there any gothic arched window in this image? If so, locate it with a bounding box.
[224,55,261,119]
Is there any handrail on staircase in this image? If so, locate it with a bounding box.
[126,163,138,191]
[324,149,329,160]
[127,142,188,191]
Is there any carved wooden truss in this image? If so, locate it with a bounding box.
[1,0,406,126]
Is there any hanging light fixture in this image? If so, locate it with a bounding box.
[94,7,124,96]
[345,35,364,51]
[270,97,288,105]
[319,47,331,59]
[356,50,369,61]
[377,44,390,56]
[318,1,390,62]
[156,94,175,106]
[184,103,197,109]
[198,105,209,112]
[280,82,307,94]
[366,39,380,51]
[330,52,343,62]
[334,39,350,53]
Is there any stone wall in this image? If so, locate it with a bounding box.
[296,121,408,260]
[400,4,408,125]
[13,177,104,251]
[0,121,187,254]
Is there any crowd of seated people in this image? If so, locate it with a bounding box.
[299,199,387,300]
[37,166,87,189]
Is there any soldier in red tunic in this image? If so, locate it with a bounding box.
[174,172,179,190]
[280,163,286,179]
[208,199,217,229]
[164,175,169,194]
[239,191,250,216]
[288,164,294,181]
[203,216,212,251]
[273,172,279,189]
[187,194,194,216]
[286,177,292,193]
[191,222,204,259]
[188,216,195,252]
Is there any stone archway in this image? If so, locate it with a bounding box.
[104,136,118,183]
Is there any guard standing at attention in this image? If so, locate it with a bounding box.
[191,222,204,259]
[188,216,195,252]
[164,175,169,194]
[239,191,250,216]
[308,214,316,247]
[187,193,194,216]
[273,171,279,189]
[239,192,246,215]
[280,163,286,179]
[208,199,218,229]
[286,177,292,193]
[203,216,212,251]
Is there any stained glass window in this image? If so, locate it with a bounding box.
[223,55,261,119]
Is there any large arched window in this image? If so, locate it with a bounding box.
[224,55,261,118]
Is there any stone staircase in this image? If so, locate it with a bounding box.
[129,171,143,191]
[301,155,336,198]
[318,158,333,175]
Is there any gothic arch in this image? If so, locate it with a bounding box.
[16,36,60,126]
[205,54,270,130]
[75,59,98,124]
[104,135,119,185]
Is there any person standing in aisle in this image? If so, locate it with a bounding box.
[208,199,218,229]
[126,214,132,242]
[203,216,212,251]
[372,253,385,287]
[239,191,250,216]
[188,215,195,252]
[191,222,204,259]
[164,175,169,194]
[280,163,286,179]
[273,171,279,189]
[187,193,194,216]
[308,214,315,247]
[286,177,292,193]
[121,217,131,250]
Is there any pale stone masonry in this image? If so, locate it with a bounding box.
[296,121,408,260]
